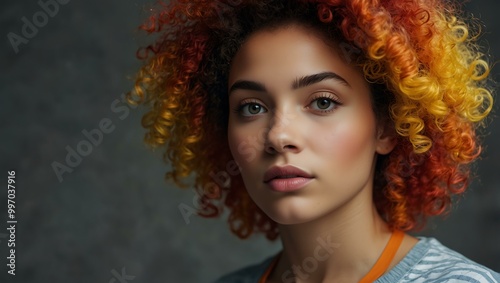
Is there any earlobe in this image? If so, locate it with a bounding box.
[376,123,398,155]
[376,135,397,155]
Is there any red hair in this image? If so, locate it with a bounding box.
[127,0,492,239]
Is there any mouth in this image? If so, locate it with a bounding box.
[263,165,314,183]
[263,165,314,192]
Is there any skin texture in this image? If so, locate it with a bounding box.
[132,0,493,238]
[227,24,418,282]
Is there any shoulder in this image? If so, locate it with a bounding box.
[378,237,500,283]
[211,253,277,283]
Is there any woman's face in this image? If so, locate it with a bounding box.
[227,24,394,225]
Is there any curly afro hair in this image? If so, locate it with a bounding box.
[127,0,493,240]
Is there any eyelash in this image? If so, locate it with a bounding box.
[233,99,264,116]
[308,93,342,113]
[232,93,342,117]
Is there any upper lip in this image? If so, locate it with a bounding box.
[263,165,314,183]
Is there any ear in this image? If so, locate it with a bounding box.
[375,119,397,155]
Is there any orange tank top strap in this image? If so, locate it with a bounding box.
[258,230,405,283]
[358,229,405,283]
[258,251,282,283]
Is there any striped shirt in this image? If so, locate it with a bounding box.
[213,237,500,283]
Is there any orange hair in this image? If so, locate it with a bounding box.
[127,0,493,240]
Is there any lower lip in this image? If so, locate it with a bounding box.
[265,177,314,192]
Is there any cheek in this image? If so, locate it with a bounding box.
[319,115,376,166]
[227,124,259,170]
[227,124,265,192]
[227,125,244,164]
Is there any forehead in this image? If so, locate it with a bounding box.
[228,24,362,89]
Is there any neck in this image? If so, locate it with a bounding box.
[271,189,394,283]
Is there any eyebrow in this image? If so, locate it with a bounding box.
[229,80,266,95]
[228,71,350,95]
[293,72,350,89]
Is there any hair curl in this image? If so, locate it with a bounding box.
[127,0,493,240]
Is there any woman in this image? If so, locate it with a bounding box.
[128,0,500,282]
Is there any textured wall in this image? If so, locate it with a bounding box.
[0,1,498,282]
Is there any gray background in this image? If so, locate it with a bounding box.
[0,0,499,282]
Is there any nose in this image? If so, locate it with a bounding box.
[264,109,301,154]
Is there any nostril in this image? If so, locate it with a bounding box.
[265,144,277,154]
[265,143,296,154]
[264,122,299,154]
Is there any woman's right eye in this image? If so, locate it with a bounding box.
[236,102,267,117]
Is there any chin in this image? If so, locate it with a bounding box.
[261,199,320,225]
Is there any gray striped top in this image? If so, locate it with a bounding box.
[213,237,500,283]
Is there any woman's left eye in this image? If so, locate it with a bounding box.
[309,96,340,112]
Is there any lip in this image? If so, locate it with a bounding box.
[263,165,314,192]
